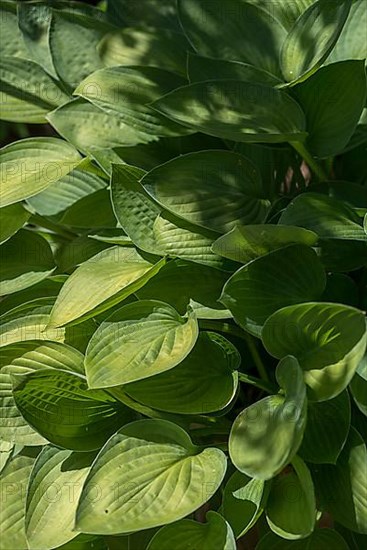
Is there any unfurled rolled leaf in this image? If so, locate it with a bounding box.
[85,300,198,388]
[0,230,55,296]
[257,529,349,549]
[141,150,269,232]
[266,456,316,539]
[229,356,307,479]
[12,368,134,450]
[281,0,352,83]
[0,137,81,207]
[262,302,367,401]
[48,247,166,327]
[220,244,326,337]
[75,419,227,534]
[151,80,307,143]
[147,511,236,550]
[124,331,239,413]
[25,446,95,549]
[0,203,30,244]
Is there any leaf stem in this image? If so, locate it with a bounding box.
[29,214,77,240]
[291,141,328,181]
[238,372,276,394]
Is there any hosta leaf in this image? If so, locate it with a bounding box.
[0,137,81,207]
[300,390,351,464]
[75,419,227,534]
[178,0,286,77]
[220,244,326,337]
[74,66,192,139]
[57,534,108,550]
[147,511,236,550]
[229,356,307,480]
[350,355,367,417]
[151,80,307,143]
[0,230,55,296]
[55,235,111,273]
[25,446,95,549]
[262,302,367,401]
[0,454,36,550]
[141,150,270,232]
[0,203,30,244]
[246,0,314,31]
[85,300,198,388]
[222,471,269,538]
[0,56,68,123]
[187,53,282,86]
[48,247,165,327]
[322,272,359,308]
[266,456,316,539]
[281,0,352,83]
[0,440,14,474]
[313,427,367,534]
[293,61,367,158]
[327,0,367,63]
[0,0,29,58]
[212,225,318,264]
[58,189,117,229]
[106,0,179,29]
[124,331,239,413]
[256,529,350,549]
[12,369,134,451]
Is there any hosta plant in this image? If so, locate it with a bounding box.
[1,0,367,548]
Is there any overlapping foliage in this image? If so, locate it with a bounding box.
[0,0,367,548]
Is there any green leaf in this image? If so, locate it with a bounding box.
[299,390,351,464]
[0,454,36,550]
[322,272,359,308]
[124,331,239,413]
[327,0,367,63]
[212,225,318,264]
[222,471,269,538]
[147,511,236,550]
[141,150,270,233]
[85,300,198,388]
[256,528,349,549]
[106,0,179,30]
[262,302,367,401]
[246,1,315,31]
[48,247,166,327]
[151,80,307,143]
[0,203,30,244]
[281,0,352,83]
[0,137,81,207]
[12,369,134,451]
[75,419,227,534]
[178,0,286,77]
[58,189,117,230]
[0,230,55,296]
[187,53,283,86]
[0,0,29,58]
[313,427,367,534]
[229,356,307,480]
[0,440,14,474]
[25,446,95,549]
[292,61,367,158]
[350,355,367,417]
[266,456,316,539]
[220,244,326,337]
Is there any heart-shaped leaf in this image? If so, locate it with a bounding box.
[85,300,198,388]
[75,419,227,534]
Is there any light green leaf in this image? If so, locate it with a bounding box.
[0,203,30,244]
[313,427,367,534]
[327,0,367,63]
[85,300,198,388]
[222,471,269,538]
[0,440,14,474]
[300,390,351,464]
[350,354,367,417]
[266,456,316,539]
[0,137,81,207]
[262,302,367,401]
[220,244,326,337]
[12,369,134,451]
[0,230,55,296]
[281,0,352,83]
[25,446,95,549]
[147,511,236,550]
[187,53,283,86]
[256,528,350,549]
[75,419,227,534]
[142,150,270,233]
[0,454,36,550]
[124,331,239,414]
[293,61,367,158]
[151,80,307,143]
[0,0,29,58]
[48,247,166,327]
[229,356,307,480]
[178,0,286,77]
[212,224,318,264]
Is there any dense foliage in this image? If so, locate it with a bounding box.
[0,0,367,548]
